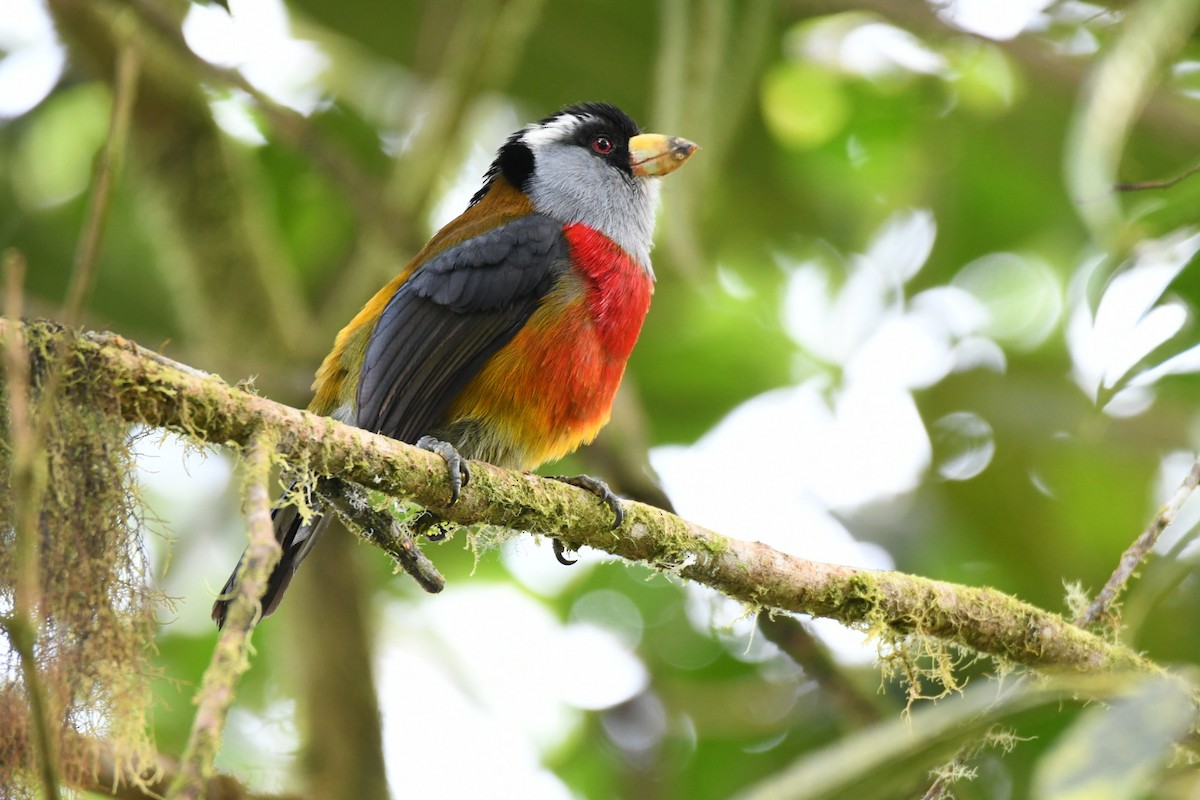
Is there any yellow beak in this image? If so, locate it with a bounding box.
[629,133,699,177]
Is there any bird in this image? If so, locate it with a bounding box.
[212,102,697,628]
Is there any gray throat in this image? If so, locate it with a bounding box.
[523,143,661,274]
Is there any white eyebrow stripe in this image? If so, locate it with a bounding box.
[520,113,590,147]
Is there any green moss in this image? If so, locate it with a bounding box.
[0,326,160,792]
[836,573,886,625]
[649,516,728,572]
[826,575,970,706]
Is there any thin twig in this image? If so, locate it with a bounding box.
[3,258,39,681]
[1076,454,1200,627]
[167,429,281,800]
[1114,161,1200,192]
[1,255,61,800]
[922,776,950,800]
[63,33,140,328]
[1122,508,1200,633]
[319,476,445,594]
[921,732,998,800]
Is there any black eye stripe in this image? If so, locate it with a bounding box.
[567,121,632,176]
[575,122,625,150]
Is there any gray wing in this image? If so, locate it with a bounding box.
[356,214,569,441]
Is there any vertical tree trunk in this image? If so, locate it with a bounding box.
[290,526,390,799]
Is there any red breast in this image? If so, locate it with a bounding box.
[444,224,652,470]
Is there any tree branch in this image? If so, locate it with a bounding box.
[168,428,281,800]
[1077,453,1200,627]
[8,318,1154,674]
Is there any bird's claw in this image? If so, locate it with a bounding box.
[547,474,623,566]
[549,473,625,529]
[416,436,471,505]
[553,538,577,566]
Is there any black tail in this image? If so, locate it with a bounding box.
[211,499,334,628]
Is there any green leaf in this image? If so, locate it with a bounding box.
[731,674,1159,800]
[1032,675,1196,800]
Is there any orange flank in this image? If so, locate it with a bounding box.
[445,223,653,470]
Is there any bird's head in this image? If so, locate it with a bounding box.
[473,102,698,269]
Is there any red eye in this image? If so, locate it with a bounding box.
[591,135,614,155]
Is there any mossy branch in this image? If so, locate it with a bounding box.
[8,318,1154,674]
[168,429,281,800]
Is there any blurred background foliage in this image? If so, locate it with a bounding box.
[4,0,1200,797]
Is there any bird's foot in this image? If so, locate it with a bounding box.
[548,474,625,528]
[417,436,471,506]
[545,474,625,567]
